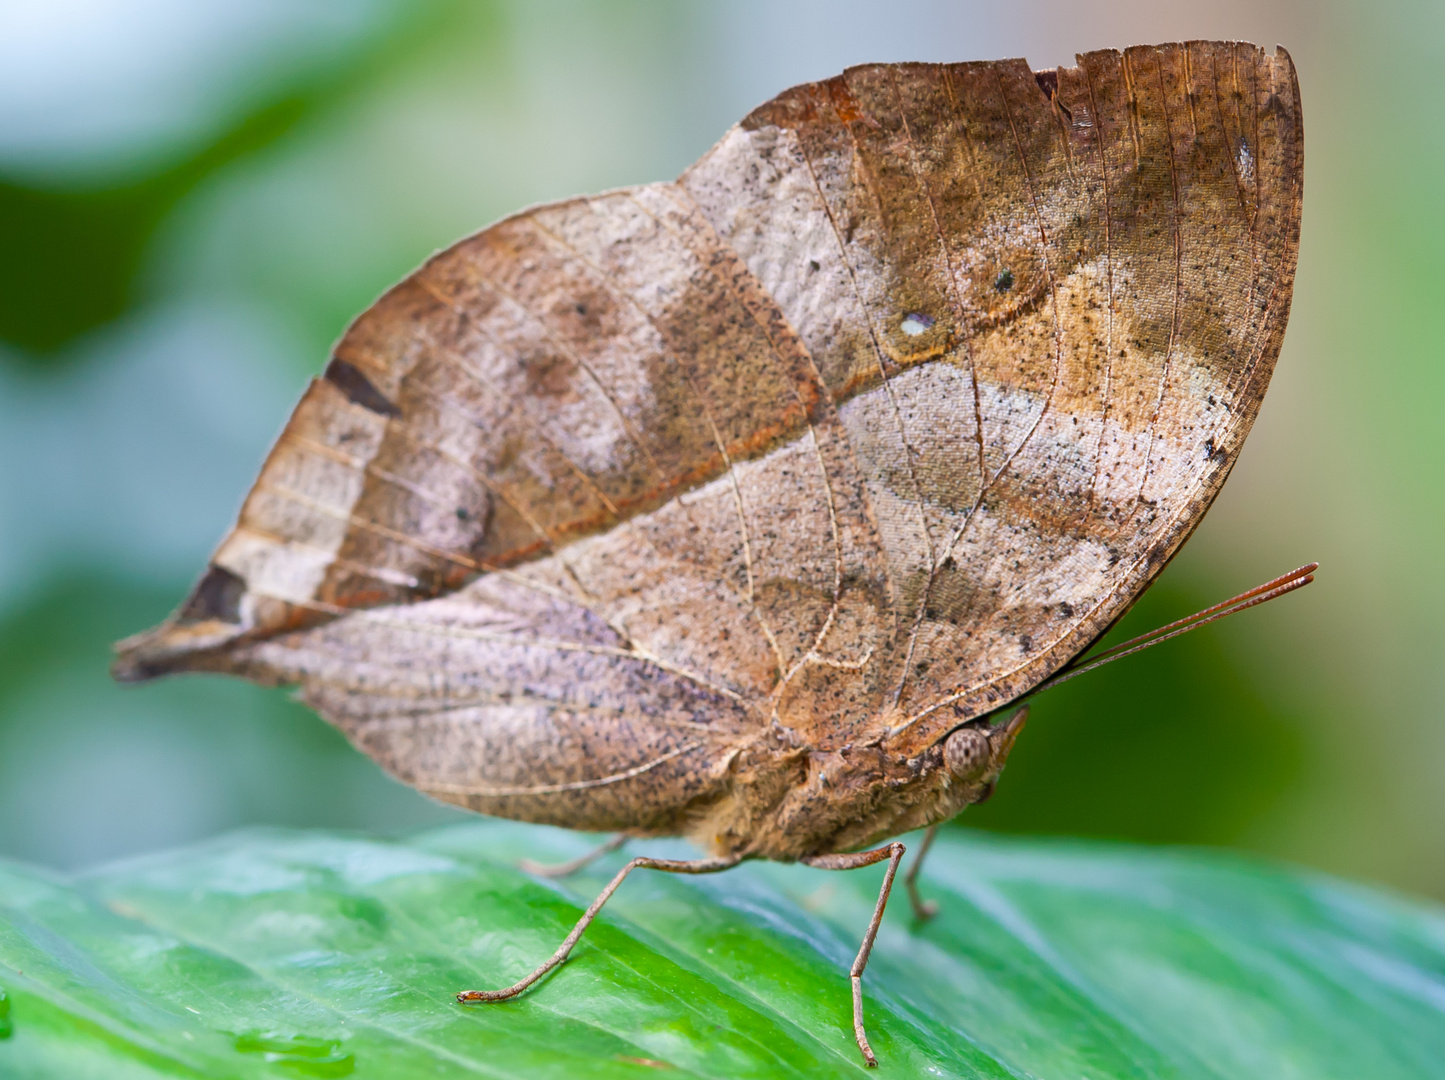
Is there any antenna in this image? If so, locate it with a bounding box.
[1032,563,1318,695]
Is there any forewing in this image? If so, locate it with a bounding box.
[681,41,1302,753]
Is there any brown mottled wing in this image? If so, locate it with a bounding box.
[115,182,895,831]
[115,41,1301,825]
[682,40,1301,755]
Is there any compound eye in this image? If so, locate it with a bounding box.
[943,726,991,781]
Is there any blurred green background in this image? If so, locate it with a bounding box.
[0,0,1440,901]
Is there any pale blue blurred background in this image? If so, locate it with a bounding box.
[1,0,1441,901]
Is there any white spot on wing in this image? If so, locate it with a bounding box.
[900,312,935,336]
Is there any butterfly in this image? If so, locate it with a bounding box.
[115,40,1305,1066]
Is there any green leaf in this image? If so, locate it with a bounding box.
[2,824,1443,1078]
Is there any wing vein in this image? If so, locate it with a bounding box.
[409,278,625,517]
[1083,61,1116,505]
[888,66,989,702]
[524,204,789,676]
[418,740,706,797]
[258,590,755,708]
[1135,49,1184,503]
[631,183,858,700]
[930,70,1068,585]
[504,220,673,487]
[792,93,936,704]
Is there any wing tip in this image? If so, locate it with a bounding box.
[111,618,242,682]
[111,563,252,683]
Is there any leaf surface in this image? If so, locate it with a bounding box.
[2,823,1443,1078]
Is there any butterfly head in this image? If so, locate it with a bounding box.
[942,705,1028,805]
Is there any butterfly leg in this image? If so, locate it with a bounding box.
[903,825,939,920]
[517,833,627,878]
[801,841,906,1067]
[458,853,742,1004]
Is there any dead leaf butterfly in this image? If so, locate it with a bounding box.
[116,41,1308,1066]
